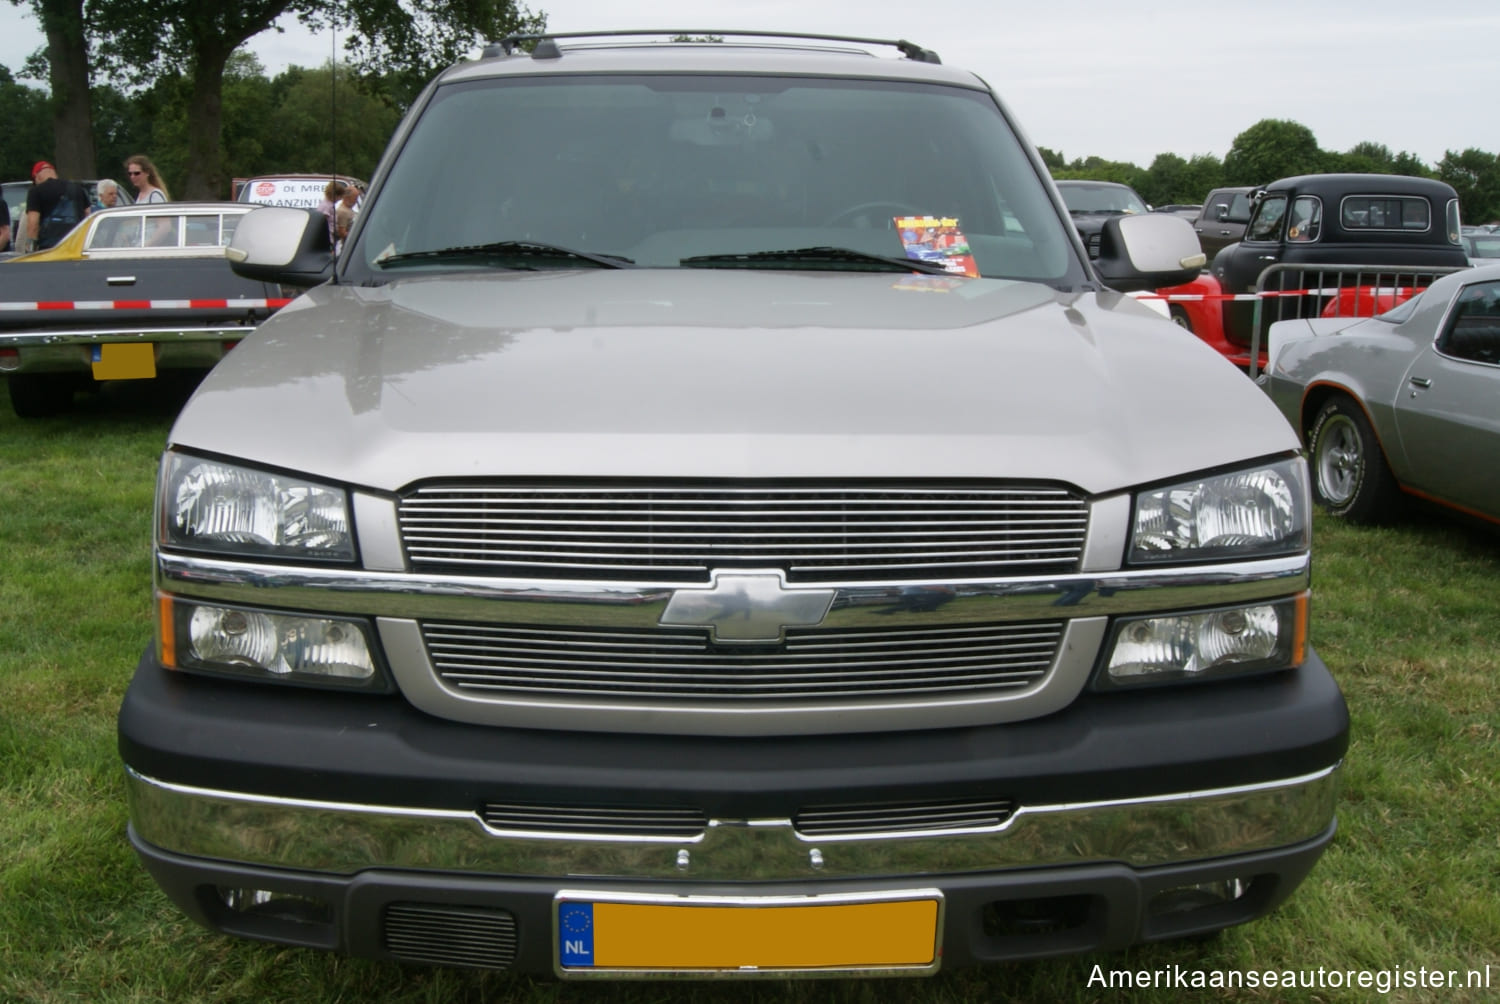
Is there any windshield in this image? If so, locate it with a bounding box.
[349,74,1078,284]
[1056,183,1149,215]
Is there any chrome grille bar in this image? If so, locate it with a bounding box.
[397,482,1089,582]
[795,799,1015,836]
[481,803,707,838]
[423,621,1064,700]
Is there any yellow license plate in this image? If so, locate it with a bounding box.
[556,890,942,975]
[91,342,157,380]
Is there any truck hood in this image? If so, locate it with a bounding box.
[172,269,1296,495]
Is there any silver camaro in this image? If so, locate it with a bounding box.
[1265,261,1500,525]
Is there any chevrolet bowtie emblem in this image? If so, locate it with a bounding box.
[659,571,835,644]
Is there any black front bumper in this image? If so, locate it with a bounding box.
[118,646,1348,974]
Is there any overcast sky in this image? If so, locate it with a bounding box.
[2,0,1493,169]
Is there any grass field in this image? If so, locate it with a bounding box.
[1,378,1496,1003]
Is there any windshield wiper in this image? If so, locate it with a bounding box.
[680,246,960,275]
[378,240,635,270]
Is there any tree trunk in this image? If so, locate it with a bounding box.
[37,0,96,177]
[181,49,230,200]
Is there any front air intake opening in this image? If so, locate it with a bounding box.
[978,893,1103,957]
[382,902,519,970]
[1143,874,1273,941]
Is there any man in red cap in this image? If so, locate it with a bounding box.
[24,160,91,252]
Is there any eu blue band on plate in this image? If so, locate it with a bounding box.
[558,902,594,966]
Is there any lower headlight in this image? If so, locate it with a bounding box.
[158,594,387,691]
[1098,594,1307,688]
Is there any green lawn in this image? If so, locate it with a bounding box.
[1,378,1496,1003]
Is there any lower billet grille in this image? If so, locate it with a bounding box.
[422,620,1065,701]
[397,482,1088,582]
[482,802,707,838]
[383,903,517,970]
[796,798,1015,837]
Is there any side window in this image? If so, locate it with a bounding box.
[1287,196,1322,243]
[89,216,144,249]
[1341,196,1430,232]
[1439,280,1500,365]
[184,219,218,247]
[220,216,241,246]
[1225,192,1251,223]
[1246,194,1286,242]
[145,215,182,247]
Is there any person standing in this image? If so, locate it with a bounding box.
[125,155,170,204]
[24,161,92,251]
[97,178,129,209]
[333,183,359,254]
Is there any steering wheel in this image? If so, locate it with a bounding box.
[823,201,926,229]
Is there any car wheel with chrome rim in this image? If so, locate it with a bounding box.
[1308,395,1398,522]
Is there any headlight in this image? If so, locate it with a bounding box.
[1098,594,1307,688]
[160,452,354,561]
[1129,458,1308,564]
[158,594,387,691]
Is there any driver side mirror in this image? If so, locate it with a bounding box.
[226,207,334,287]
[1093,213,1205,292]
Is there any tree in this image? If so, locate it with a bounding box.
[1437,148,1500,225]
[13,0,95,177]
[0,65,56,180]
[1222,119,1324,187]
[1139,152,1224,206]
[91,0,544,199]
[1036,146,1065,171]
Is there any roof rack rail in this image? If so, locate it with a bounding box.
[484,30,942,64]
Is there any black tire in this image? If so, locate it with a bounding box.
[7,373,75,418]
[1168,305,1194,333]
[1307,395,1399,522]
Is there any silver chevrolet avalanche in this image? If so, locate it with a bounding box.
[119,31,1347,978]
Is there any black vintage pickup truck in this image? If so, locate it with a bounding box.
[0,202,291,417]
[1212,174,1469,352]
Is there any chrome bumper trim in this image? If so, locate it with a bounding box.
[0,323,258,346]
[126,764,1340,881]
[155,551,1311,629]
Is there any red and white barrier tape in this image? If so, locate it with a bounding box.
[0,298,292,311]
[1136,286,1424,303]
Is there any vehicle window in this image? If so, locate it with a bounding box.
[1447,199,1463,245]
[1465,235,1500,259]
[352,74,1077,283]
[1439,280,1500,365]
[1057,184,1148,215]
[1224,191,1252,223]
[1246,194,1286,242]
[1287,196,1321,243]
[184,219,218,247]
[146,215,181,247]
[89,216,144,249]
[220,215,241,246]
[1340,196,1430,232]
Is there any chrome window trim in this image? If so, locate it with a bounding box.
[125,764,1341,881]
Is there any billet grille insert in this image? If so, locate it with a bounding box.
[383,903,517,970]
[796,798,1015,837]
[423,619,1065,701]
[397,482,1089,582]
[482,802,707,838]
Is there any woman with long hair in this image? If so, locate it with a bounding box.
[125,155,170,203]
